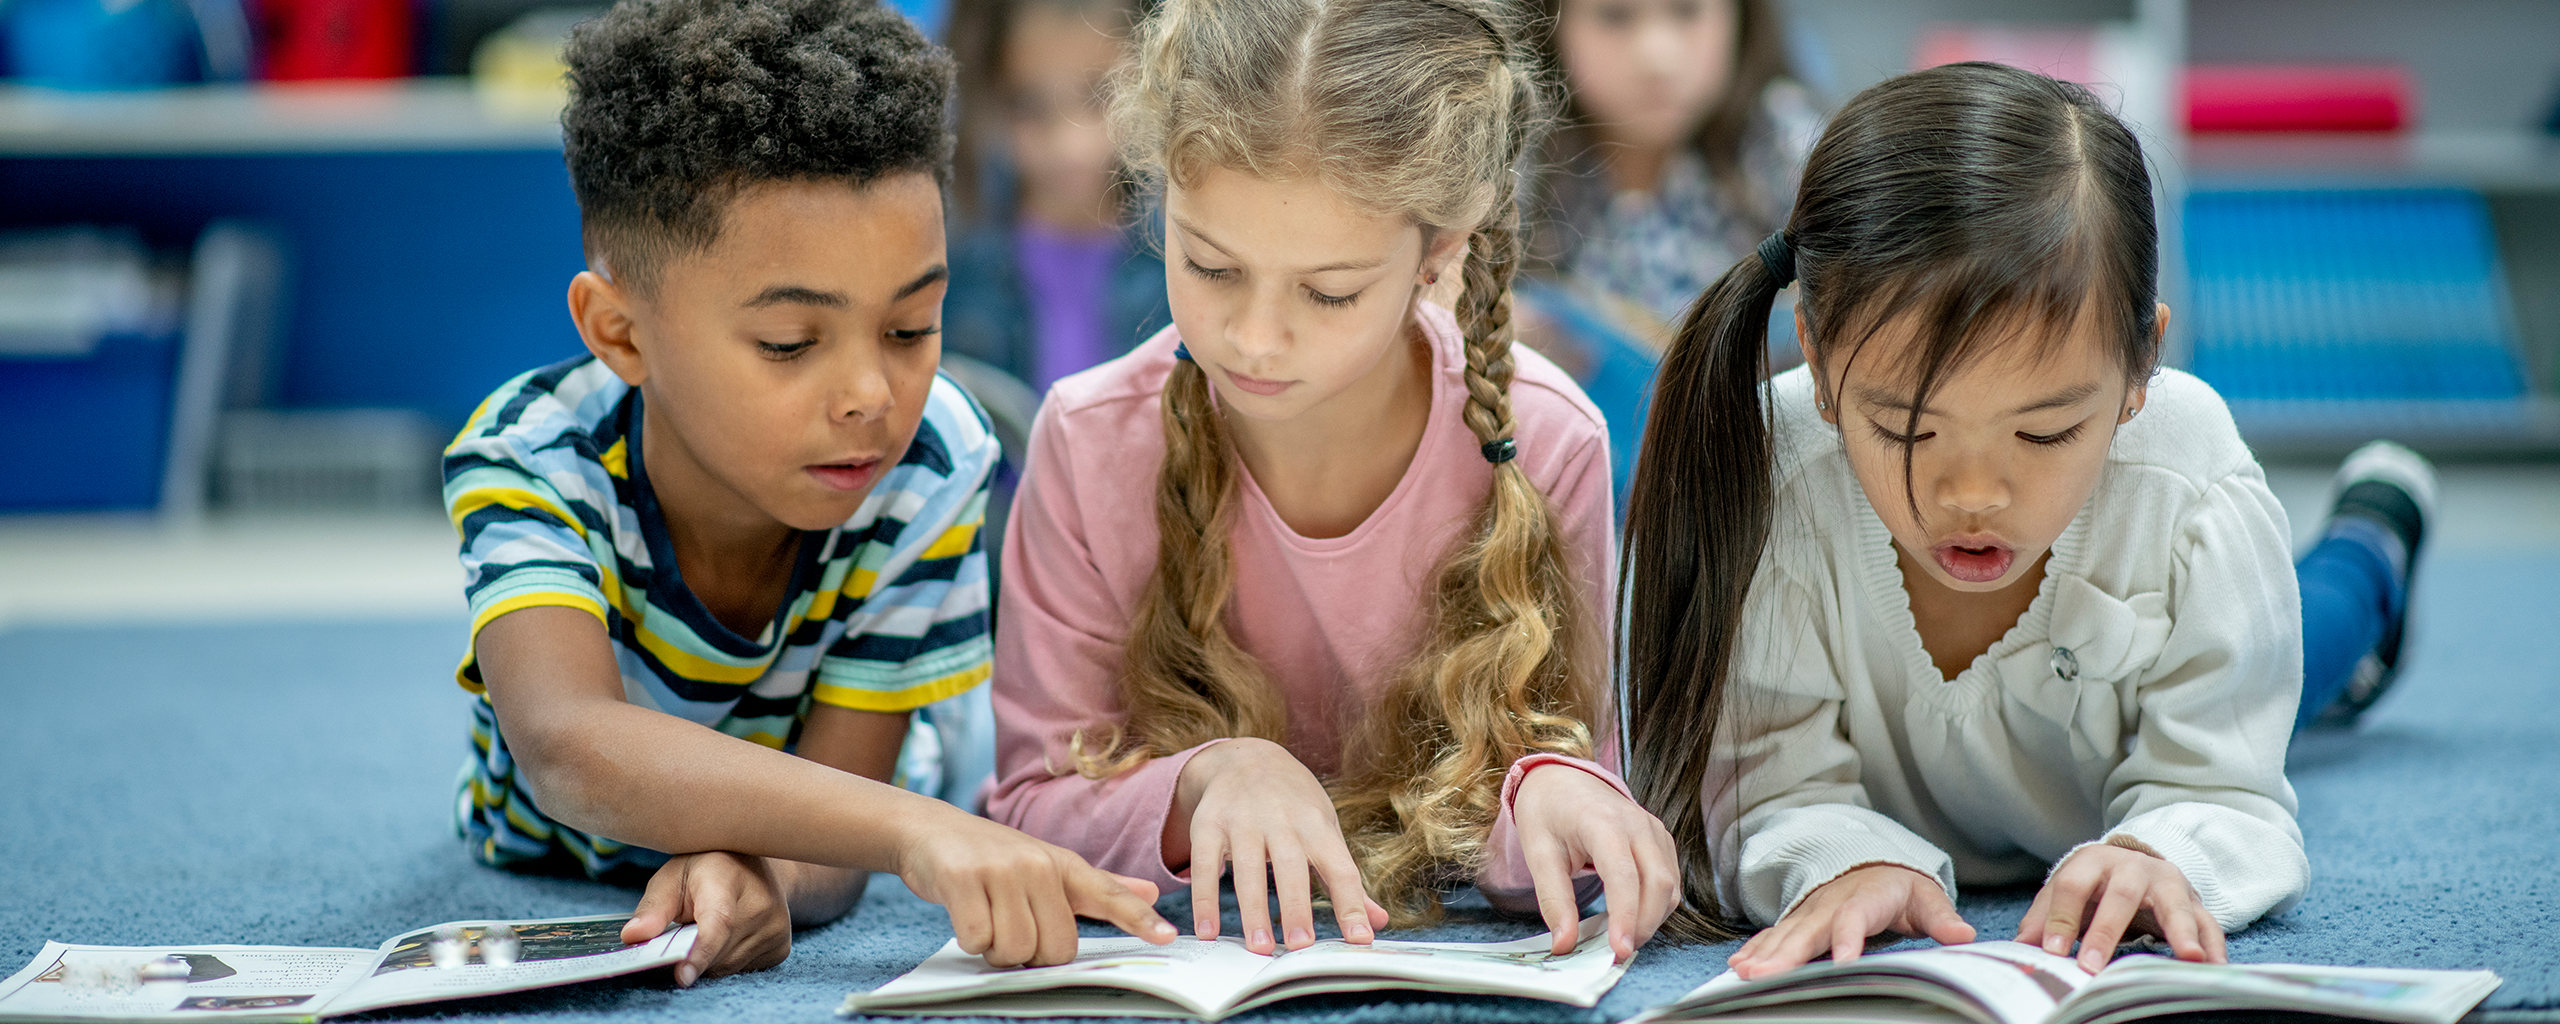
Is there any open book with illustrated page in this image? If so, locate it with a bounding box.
[842,913,1626,1020]
[1627,940,2502,1024]
[0,914,696,1023]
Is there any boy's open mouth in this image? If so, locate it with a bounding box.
[806,459,882,493]
[1932,538,2014,584]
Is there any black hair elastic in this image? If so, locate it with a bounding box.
[1756,230,1797,286]
[1174,343,1195,362]
[1480,438,1518,464]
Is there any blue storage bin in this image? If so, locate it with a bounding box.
[0,332,181,511]
[2186,188,2529,404]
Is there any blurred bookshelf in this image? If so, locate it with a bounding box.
[2187,130,2560,194]
[0,79,562,156]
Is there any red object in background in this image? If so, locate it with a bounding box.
[2184,65,2414,132]
[256,0,412,80]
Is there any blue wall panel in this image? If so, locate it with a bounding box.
[1,150,587,429]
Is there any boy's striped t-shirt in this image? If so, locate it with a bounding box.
[443,355,1000,877]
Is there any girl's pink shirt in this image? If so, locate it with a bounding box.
[984,301,1627,913]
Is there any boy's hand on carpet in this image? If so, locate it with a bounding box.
[1170,738,1389,956]
[2019,842,2225,972]
[1514,763,1679,962]
[1728,864,1973,981]
[623,851,792,988]
[895,811,1176,969]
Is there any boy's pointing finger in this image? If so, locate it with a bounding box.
[1068,862,1178,945]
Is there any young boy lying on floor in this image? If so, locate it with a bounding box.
[441,0,1174,986]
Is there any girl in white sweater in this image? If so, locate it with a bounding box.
[1620,62,2427,978]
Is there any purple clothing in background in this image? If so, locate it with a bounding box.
[1014,221,1123,393]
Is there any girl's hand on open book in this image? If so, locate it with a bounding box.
[1513,763,1679,962]
[2018,842,2225,972]
[895,810,1178,968]
[1171,738,1390,955]
[623,851,792,988]
[1729,864,1974,981]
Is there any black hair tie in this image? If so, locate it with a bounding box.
[1757,230,1797,287]
[1480,438,1518,464]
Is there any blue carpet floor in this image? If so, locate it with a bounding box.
[2,551,2554,1023]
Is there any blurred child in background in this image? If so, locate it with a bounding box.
[943,0,1171,396]
[1524,0,1820,346]
[1513,0,1823,503]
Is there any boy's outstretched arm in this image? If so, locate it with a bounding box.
[475,605,1177,974]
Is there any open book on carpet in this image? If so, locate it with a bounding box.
[841,913,1625,1020]
[0,914,693,1023]
[1627,940,2500,1024]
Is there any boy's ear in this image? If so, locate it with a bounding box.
[569,270,649,387]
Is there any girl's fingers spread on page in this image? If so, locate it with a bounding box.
[2039,871,2096,958]
[2158,897,2205,962]
[1593,846,1643,961]
[2078,872,2145,973]
[2203,912,2227,963]
[1521,833,1581,956]
[1636,820,1681,948]
[1313,847,1375,944]
[1268,843,1315,950]
[1190,828,1226,941]
[1915,891,1976,946]
[2014,882,2054,948]
[1831,911,1872,968]
[1231,838,1274,954]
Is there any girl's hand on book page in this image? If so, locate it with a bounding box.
[2018,842,2225,972]
[1172,738,1389,955]
[896,809,1178,968]
[1514,763,1679,962]
[1728,864,1974,981]
[622,851,793,987]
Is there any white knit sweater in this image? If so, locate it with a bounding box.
[1704,366,2308,931]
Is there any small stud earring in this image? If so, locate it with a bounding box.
[1426,272,1439,285]
[1816,398,1829,410]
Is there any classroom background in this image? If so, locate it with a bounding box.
[3,0,2559,1020]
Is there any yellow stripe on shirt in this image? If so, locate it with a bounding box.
[919,520,979,561]
[449,486,587,540]
[812,661,990,713]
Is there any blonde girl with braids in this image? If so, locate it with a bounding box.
[984,0,1680,962]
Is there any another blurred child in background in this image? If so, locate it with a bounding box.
[1520,0,1822,501]
[943,0,1170,396]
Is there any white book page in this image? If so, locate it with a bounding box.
[1236,914,1625,1010]
[1632,942,2092,1024]
[322,915,696,1017]
[2060,957,2503,1024]
[843,935,1271,1018]
[0,942,377,1023]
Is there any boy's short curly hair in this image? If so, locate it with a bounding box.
[562,0,956,293]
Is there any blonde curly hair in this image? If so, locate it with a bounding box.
[1069,0,1605,926]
